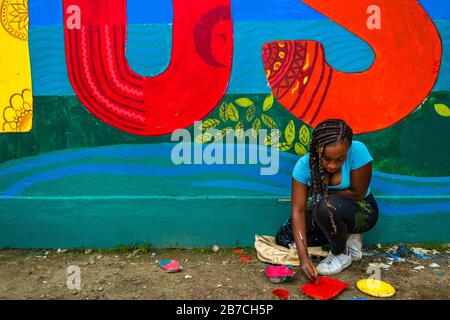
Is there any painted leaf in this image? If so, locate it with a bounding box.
[219,102,227,121]
[284,120,296,144]
[261,114,278,129]
[252,118,261,137]
[277,142,293,151]
[195,133,213,144]
[199,118,220,130]
[215,127,234,140]
[235,121,245,139]
[299,125,311,145]
[264,131,280,146]
[263,94,274,112]
[246,105,256,122]
[434,104,450,117]
[235,98,254,108]
[226,103,239,122]
[295,143,307,156]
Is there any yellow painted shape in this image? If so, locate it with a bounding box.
[291,80,300,94]
[434,104,450,117]
[356,279,396,298]
[274,62,282,71]
[303,54,310,71]
[0,0,33,133]
[303,76,309,85]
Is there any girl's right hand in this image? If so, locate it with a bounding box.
[300,255,318,282]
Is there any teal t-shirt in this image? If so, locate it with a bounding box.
[292,141,373,198]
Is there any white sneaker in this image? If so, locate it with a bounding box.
[347,234,363,261]
[316,251,352,275]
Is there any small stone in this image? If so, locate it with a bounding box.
[84,249,93,255]
[143,286,147,289]
[429,263,440,269]
[132,250,140,256]
[45,251,50,256]
[185,275,193,279]
[57,249,68,254]
[413,266,425,270]
[43,281,47,284]
[96,255,103,260]
[377,244,382,249]
[151,253,156,257]
[213,245,220,252]
[89,258,95,265]
[217,284,222,287]
[98,287,104,291]
[222,260,229,265]
[155,260,159,264]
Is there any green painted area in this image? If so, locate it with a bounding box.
[1,92,449,177]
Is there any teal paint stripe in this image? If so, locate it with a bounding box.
[0,195,286,200]
[1,195,450,200]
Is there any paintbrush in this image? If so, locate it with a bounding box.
[298,231,319,283]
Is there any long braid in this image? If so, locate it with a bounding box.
[308,119,353,235]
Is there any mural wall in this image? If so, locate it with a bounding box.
[0,0,449,248]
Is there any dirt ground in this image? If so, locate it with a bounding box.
[0,246,449,300]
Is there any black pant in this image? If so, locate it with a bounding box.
[275,194,379,255]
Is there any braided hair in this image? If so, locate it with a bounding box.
[308,119,353,234]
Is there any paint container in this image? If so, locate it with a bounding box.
[272,289,290,300]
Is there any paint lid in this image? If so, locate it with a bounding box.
[356,279,395,297]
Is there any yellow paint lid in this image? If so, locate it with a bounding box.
[356,279,396,298]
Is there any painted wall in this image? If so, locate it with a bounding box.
[0,0,449,248]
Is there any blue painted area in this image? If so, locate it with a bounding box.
[29,0,450,26]
[0,144,290,187]
[0,163,290,197]
[29,20,450,95]
[371,177,450,196]
[377,200,450,216]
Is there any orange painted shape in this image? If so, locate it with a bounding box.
[263,0,442,134]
